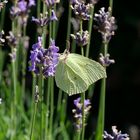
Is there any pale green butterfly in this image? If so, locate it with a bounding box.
[55,51,106,96]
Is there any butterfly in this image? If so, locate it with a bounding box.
[55,51,106,96]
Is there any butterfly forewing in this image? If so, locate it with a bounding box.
[67,53,107,86]
[55,56,88,95]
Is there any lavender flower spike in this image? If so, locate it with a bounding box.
[43,39,59,77]
[104,126,130,140]
[29,38,59,77]
[32,10,57,27]
[71,1,92,20]
[94,7,117,43]
[72,97,91,130]
[45,0,60,7]
[99,53,115,67]
[71,30,89,46]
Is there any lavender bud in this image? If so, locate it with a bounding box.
[94,7,117,43]
[34,85,39,103]
[104,126,130,140]
[9,48,17,62]
[99,53,115,67]
[10,6,20,20]
[44,0,60,7]
[6,31,18,47]
[22,36,29,49]
[0,0,8,12]
[71,30,89,46]
[0,30,5,45]
[72,97,91,130]
[32,10,57,27]
[71,1,92,20]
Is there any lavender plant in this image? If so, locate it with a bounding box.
[0,0,133,140]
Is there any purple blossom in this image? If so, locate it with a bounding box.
[99,53,115,67]
[104,126,130,140]
[72,97,91,130]
[94,7,117,43]
[32,10,57,27]
[6,31,18,47]
[44,0,60,7]
[10,0,35,21]
[71,30,89,46]
[9,48,17,62]
[18,0,27,13]
[71,1,92,20]
[29,38,59,77]
[43,39,59,77]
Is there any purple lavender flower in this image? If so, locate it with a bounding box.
[72,97,91,130]
[71,1,92,20]
[99,53,115,67]
[18,0,27,13]
[10,6,21,19]
[44,0,60,7]
[6,31,18,47]
[0,30,5,45]
[9,48,17,62]
[32,10,57,27]
[17,0,35,14]
[43,39,59,77]
[29,38,59,77]
[71,30,89,46]
[28,0,36,7]
[10,0,35,21]
[94,7,117,43]
[104,126,130,140]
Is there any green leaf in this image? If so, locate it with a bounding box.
[55,53,106,95]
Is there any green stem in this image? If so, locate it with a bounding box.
[80,19,85,140]
[95,78,106,140]
[39,69,43,140]
[81,92,85,140]
[95,42,108,140]
[0,6,6,30]
[30,102,38,140]
[37,0,41,18]
[86,6,95,57]
[49,77,54,140]
[66,3,72,42]
[109,0,113,13]
[52,5,56,39]
[22,25,27,102]
[11,59,17,139]
[49,9,52,42]
[43,2,47,48]
[57,89,62,113]
[45,78,51,139]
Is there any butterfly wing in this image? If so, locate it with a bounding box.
[55,57,88,95]
[55,53,106,95]
[67,53,107,87]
